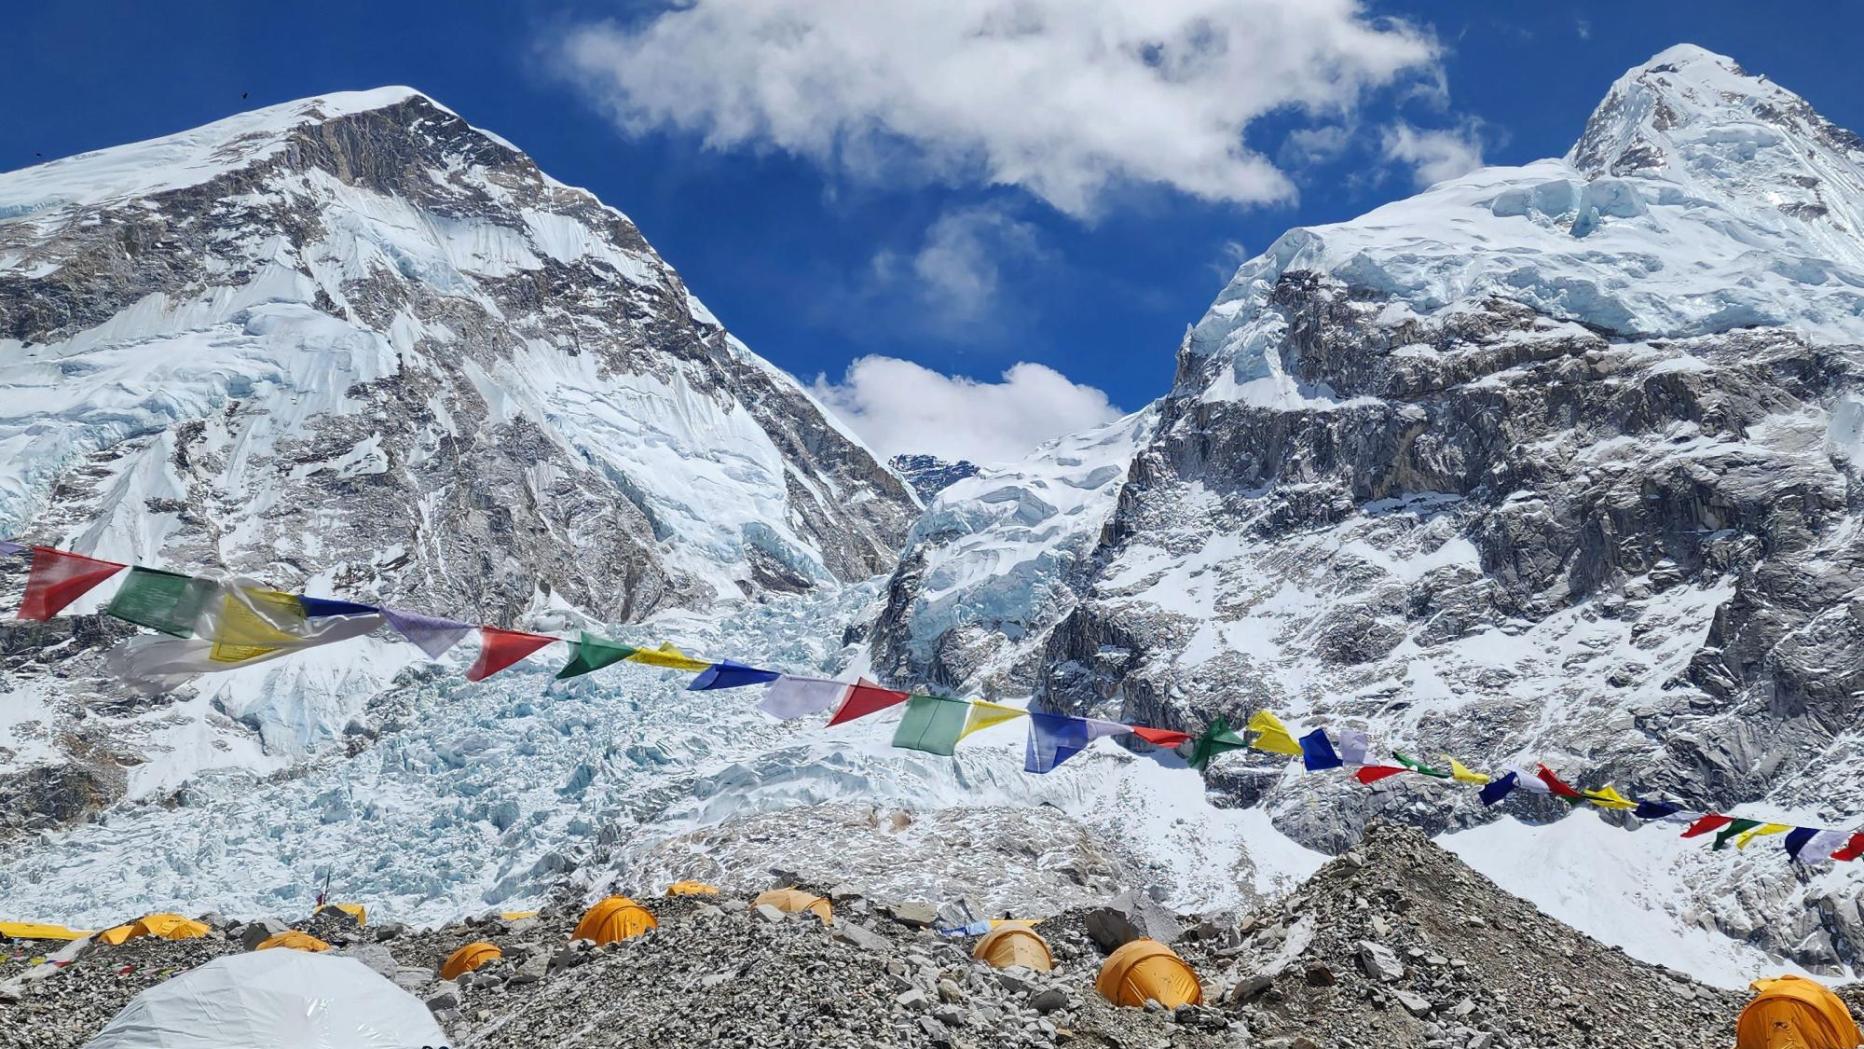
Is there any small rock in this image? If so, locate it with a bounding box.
[1029,988,1070,1014]
[753,904,787,924]
[897,988,933,1011]
[1392,990,1433,1017]
[1357,941,1406,982]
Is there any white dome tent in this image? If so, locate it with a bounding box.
[85,951,447,1049]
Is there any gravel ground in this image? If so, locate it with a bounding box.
[5,823,1859,1049]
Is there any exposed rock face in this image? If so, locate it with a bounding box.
[888,454,978,503]
[872,45,1864,969]
[0,88,915,825]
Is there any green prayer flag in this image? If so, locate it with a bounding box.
[1394,752,1451,779]
[1713,818,1762,851]
[891,695,971,756]
[556,632,638,680]
[105,567,219,637]
[1189,716,1249,771]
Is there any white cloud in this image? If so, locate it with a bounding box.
[1380,121,1485,188]
[811,356,1122,465]
[554,1,1441,216]
[869,204,1047,328]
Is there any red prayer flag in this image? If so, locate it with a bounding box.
[1535,764,1584,800]
[467,627,559,681]
[1680,813,1735,839]
[1834,833,1864,862]
[1355,765,1408,784]
[1130,726,1193,747]
[19,546,128,620]
[826,677,910,726]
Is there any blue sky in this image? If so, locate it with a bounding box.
[8,2,1864,462]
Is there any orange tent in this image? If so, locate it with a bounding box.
[96,914,211,946]
[666,881,720,897]
[441,941,504,981]
[973,923,1053,972]
[255,930,329,953]
[316,903,368,926]
[1737,975,1861,1049]
[752,889,832,926]
[1096,939,1202,1008]
[572,896,657,945]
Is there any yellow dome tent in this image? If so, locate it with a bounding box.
[441,942,504,981]
[572,896,658,945]
[666,881,720,897]
[96,914,211,946]
[499,911,539,922]
[316,903,368,926]
[0,922,92,942]
[1096,939,1202,1008]
[255,930,329,953]
[972,923,1054,972]
[751,889,832,926]
[1737,975,1861,1049]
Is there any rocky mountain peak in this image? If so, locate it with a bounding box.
[1568,44,1864,237]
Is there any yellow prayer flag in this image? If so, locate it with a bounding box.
[1449,759,1491,785]
[1581,785,1637,811]
[626,644,712,672]
[1246,710,1304,757]
[1735,822,1792,849]
[210,588,305,663]
[959,701,1026,741]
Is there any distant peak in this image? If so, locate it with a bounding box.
[1567,44,1859,179]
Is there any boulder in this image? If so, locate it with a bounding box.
[239,919,291,951]
[1084,889,1183,950]
[1357,941,1405,982]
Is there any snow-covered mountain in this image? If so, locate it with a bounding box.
[875,44,1864,972]
[0,88,916,825]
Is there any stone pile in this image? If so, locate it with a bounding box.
[6,823,1858,1049]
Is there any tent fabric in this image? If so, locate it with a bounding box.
[1736,974,1862,1049]
[892,695,972,756]
[827,678,911,726]
[687,660,781,691]
[665,881,720,897]
[318,903,367,927]
[256,931,329,953]
[20,546,127,621]
[99,914,210,945]
[0,921,91,941]
[972,924,1054,972]
[440,942,503,981]
[467,627,557,682]
[556,632,637,680]
[572,897,658,944]
[751,889,833,925]
[1095,939,1203,1009]
[85,950,446,1049]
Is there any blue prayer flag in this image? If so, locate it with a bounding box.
[1784,827,1819,861]
[687,659,782,691]
[1298,728,1342,771]
[1633,800,1680,821]
[1024,712,1123,774]
[1478,771,1518,807]
[297,596,379,618]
